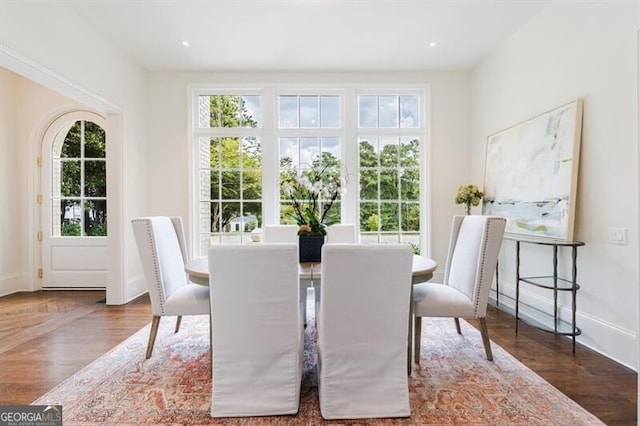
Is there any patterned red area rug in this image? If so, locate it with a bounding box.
[33,312,603,425]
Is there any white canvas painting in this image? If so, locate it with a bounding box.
[482,100,583,241]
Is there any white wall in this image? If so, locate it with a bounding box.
[0,1,149,303]
[147,71,472,273]
[471,2,639,368]
[0,68,25,295]
[0,68,87,296]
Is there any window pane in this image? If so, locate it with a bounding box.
[84,122,106,158]
[61,161,81,197]
[241,95,262,127]
[360,202,379,232]
[359,138,378,167]
[221,202,241,232]
[323,200,341,224]
[400,96,419,128]
[300,96,319,128]
[320,96,340,128]
[379,96,398,128]
[280,138,299,169]
[379,137,399,167]
[51,161,62,197]
[360,169,378,200]
[300,137,320,168]
[85,199,107,236]
[59,199,81,236]
[242,170,262,200]
[401,202,420,232]
[400,137,419,167]
[243,202,262,229]
[221,137,240,168]
[320,137,340,165]
[401,168,420,200]
[209,201,221,232]
[279,201,296,224]
[380,202,399,231]
[199,137,212,169]
[84,161,106,197]
[221,171,240,200]
[200,95,261,128]
[358,96,377,128]
[241,137,261,168]
[279,96,298,128]
[379,169,399,199]
[61,121,81,158]
[200,169,212,200]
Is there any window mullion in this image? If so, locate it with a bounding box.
[262,88,278,226]
[80,120,86,236]
[343,88,359,227]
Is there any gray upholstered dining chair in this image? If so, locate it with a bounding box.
[413,215,506,362]
[131,216,210,359]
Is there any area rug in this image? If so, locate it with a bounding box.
[33,301,603,425]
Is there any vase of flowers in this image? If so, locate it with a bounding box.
[455,184,484,215]
[281,164,345,262]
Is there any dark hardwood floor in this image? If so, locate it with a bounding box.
[0,290,636,424]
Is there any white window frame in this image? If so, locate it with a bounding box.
[188,84,431,258]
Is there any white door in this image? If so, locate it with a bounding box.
[40,111,108,288]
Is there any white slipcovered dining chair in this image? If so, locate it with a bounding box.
[325,224,358,243]
[317,244,413,419]
[413,215,506,363]
[208,243,303,417]
[262,224,298,243]
[131,216,210,359]
[262,224,310,323]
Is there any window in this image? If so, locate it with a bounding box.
[51,120,107,236]
[192,87,426,257]
[196,94,263,254]
[277,94,343,224]
[358,95,421,248]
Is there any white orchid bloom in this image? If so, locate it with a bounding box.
[282,182,294,197]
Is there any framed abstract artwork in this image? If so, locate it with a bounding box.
[482,99,583,241]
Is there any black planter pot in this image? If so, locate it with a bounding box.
[299,235,325,263]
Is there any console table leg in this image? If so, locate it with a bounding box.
[515,241,520,334]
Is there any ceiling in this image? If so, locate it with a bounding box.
[63,0,550,72]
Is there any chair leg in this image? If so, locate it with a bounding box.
[413,316,422,365]
[175,316,182,333]
[146,316,161,359]
[454,317,462,334]
[478,317,493,361]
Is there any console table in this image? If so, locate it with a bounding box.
[510,236,585,352]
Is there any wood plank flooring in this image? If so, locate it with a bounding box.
[0,290,636,425]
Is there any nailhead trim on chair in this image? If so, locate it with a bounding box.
[472,217,499,317]
[132,218,166,315]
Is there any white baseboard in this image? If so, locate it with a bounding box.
[491,282,637,371]
[0,273,35,297]
[123,275,148,305]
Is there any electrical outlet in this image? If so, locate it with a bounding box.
[608,227,628,245]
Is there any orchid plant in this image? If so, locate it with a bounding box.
[281,165,345,236]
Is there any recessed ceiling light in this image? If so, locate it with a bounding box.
[429,41,437,47]
[182,41,190,47]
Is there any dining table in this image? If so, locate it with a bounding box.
[184,253,437,374]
